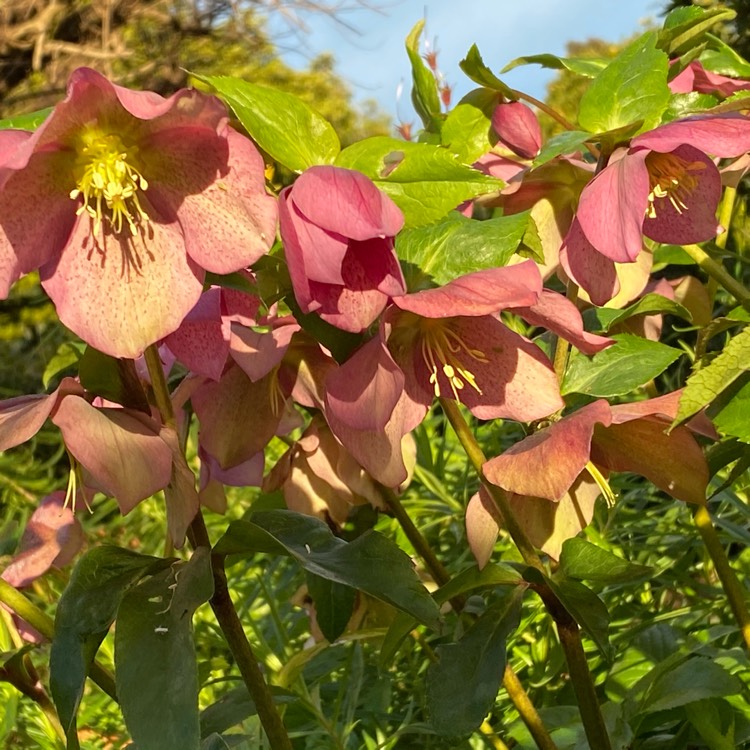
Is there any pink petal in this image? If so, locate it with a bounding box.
[560,222,621,312]
[466,489,500,569]
[147,127,276,274]
[325,336,405,431]
[164,287,228,381]
[511,289,614,355]
[593,419,708,504]
[483,400,612,501]
[0,129,36,187]
[474,152,527,182]
[52,397,173,514]
[492,101,541,160]
[0,378,82,451]
[642,146,721,246]
[577,148,650,262]
[41,210,204,359]
[0,150,77,296]
[192,363,280,469]
[633,114,750,157]
[392,260,541,318]
[609,391,717,438]
[229,320,298,381]
[290,166,404,241]
[1,492,84,588]
[507,474,600,560]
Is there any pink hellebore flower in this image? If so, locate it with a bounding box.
[279,165,407,332]
[472,392,714,560]
[570,115,750,270]
[324,261,612,487]
[670,60,750,99]
[0,67,277,358]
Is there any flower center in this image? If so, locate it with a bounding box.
[645,151,706,219]
[70,130,149,236]
[419,319,489,402]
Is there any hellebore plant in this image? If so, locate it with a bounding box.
[0,67,277,358]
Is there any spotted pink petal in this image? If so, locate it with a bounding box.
[325,336,405,432]
[511,289,614,355]
[52,397,173,514]
[41,210,205,359]
[560,219,620,305]
[164,287,228,381]
[147,127,277,275]
[642,145,721,246]
[290,166,404,241]
[392,260,541,318]
[577,148,650,262]
[633,114,750,157]
[1,492,84,588]
[484,400,612,501]
[230,320,299,381]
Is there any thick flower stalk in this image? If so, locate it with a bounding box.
[0,67,277,358]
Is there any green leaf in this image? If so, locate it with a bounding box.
[200,686,296,739]
[532,130,592,167]
[380,563,522,669]
[711,375,750,443]
[701,37,750,79]
[559,538,652,584]
[562,334,682,397]
[42,341,85,389]
[441,88,499,164]
[405,20,442,132]
[664,92,719,121]
[674,325,750,426]
[396,211,531,289]
[688,699,737,750]
[589,293,693,332]
[653,243,697,266]
[502,53,607,78]
[335,136,502,227]
[202,735,232,750]
[215,511,441,630]
[578,31,670,134]
[50,548,168,745]
[196,74,340,173]
[459,45,516,98]
[638,657,742,715]
[0,108,52,131]
[659,6,737,57]
[426,590,522,736]
[306,572,356,642]
[116,548,214,750]
[78,346,151,412]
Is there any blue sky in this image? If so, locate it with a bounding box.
[270,0,666,122]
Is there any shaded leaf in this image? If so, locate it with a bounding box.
[306,572,356,642]
[532,130,592,167]
[559,538,652,584]
[116,548,214,750]
[215,511,441,630]
[42,342,85,389]
[711,375,750,443]
[78,346,150,412]
[589,293,692,332]
[426,590,523,736]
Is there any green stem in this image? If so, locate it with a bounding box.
[0,578,118,701]
[189,514,293,750]
[716,186,737,251]
[693,504,750,650]
[439,398,612,750]
[552,283,579,384]
[144,345,177,429]
[682,243,750,311]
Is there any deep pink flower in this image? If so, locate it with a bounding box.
[670,60,750,98]
[278,165,406,332]
[572,115,750,267]
[491,101,542,160]
[323,261,612,486]
[0,67,277,358]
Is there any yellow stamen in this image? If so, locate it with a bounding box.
[645,151,706,220]
[419,320,488,403]
[63,451,91,513]
[70,129,149,236]
[585,460,616,507]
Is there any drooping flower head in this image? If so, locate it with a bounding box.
[279,165,406,332]
[0,67,277,358]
